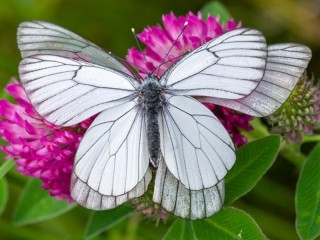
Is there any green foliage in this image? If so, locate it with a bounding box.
[0,82,14,102]
[0,0,318,239]
[0,178,8,215]
[13,179,75,225]
[296,143,320,240]
[85,205,134,239]
[201,1,231,23]
[163,207,266,240]
[225,135,281,204]
[0,159,15,179]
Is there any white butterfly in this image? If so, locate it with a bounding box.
[17,21,311,220]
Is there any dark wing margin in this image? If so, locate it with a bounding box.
[153,158,224,220]
[71,102,151,210]
[17,21,142,80]
[198,44,312,116]
[71,170,151,210]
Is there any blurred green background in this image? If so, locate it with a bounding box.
[0,0,319,84]
[0,0,319,239]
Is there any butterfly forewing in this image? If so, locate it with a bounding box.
[19,55,138,126]
[160,28,267,99]
[17,21,142,79]
[198,44,312,116]
[17,21,312,219]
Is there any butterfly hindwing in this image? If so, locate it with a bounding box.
[153,157,224,220]
[71,101,151,210]
[16,21,312,218]
[71,170,152,210]
[159,95,236,191]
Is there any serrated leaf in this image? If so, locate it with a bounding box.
[0,159,15,179]
[0,178,8,215]
[225,135,280,204]
[296,142,320,240]
[85,205,134,239]
[201,1,231,23]
[163,207,266,240]
[13,178,75,225]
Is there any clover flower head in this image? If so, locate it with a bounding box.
[267,73,320,143]
[0,81,94,200]
[0,12,253,220]
[127,12,252,147]
[126,12,252,219]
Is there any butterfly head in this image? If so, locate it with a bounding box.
[139,74,164,105]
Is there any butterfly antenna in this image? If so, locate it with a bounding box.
[153,21,188,76]
[131,28,149,69]
[107,51,148,76]
[152,51,190,73]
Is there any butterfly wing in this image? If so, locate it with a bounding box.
[160,28,267,99]
[158,95,235,191]
[19,55,138,126]
[17,22,152,209]
[17,21,141,79]
[198,44,312,116]
[153,157,224,220]
[71,101,151,210]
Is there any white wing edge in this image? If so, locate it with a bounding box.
[153,158,224,220]
[71,169,152,210]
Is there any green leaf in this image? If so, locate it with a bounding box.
[0,159,15,179]
[163,207,266,240]
[0,178,8,215]
[85,205,134,239]
[0,81,14,102]
[296,142,320,240]
[225,135,280,204]
[0,85,10,100]
[201,1,232,23]
[13,178,75,225]
[163,220,195,240]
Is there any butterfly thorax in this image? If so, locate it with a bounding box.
[139,74,164,170]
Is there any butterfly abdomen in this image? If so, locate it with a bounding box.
[146,107,161,169]
[139,75,164,170]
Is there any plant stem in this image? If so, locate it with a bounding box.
[301,134,320,143]
[125,213,140,240]
[280,142,305,168]
[241,118,270,141]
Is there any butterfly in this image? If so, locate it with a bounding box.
[17,21,311,220]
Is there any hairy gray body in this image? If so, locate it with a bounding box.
[139,74,165,170]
